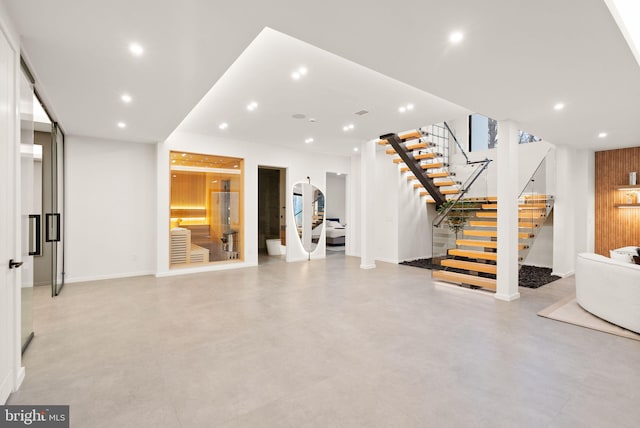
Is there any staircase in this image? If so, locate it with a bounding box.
[377,127,462,206]
[379,123,554,293]
[432,194,554,291]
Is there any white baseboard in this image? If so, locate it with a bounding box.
[495,292,521,302]
[375,257,399,264]
[551,270,575,278]
[155,261,257,277]
[0,371,11,404]
[14,366,24,392]
[64,270,155,284]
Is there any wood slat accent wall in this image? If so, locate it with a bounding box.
[595,147,640,255]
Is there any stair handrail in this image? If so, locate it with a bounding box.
[433,158,492,227]
[518,154,553,199]
[443,121,470,164]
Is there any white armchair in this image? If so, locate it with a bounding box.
[575,253,640,334]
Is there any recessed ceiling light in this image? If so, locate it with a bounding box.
[291,66,308,80]
[406,103,414,111]
[121,93,132,103]
[553,102,565,111]
[348,124,354,130]
[117,122,126,128]
[398,106,406,113]
[129,43,144,56]
[598,132,608,138]
[449,31,464,44]
[343,124,355,132]
[218,122,228,130]
[337,173,341,176]
[246,101,258,111]
[353,147,359,152]
[305,137,314,144]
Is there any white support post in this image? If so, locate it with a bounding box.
[360,140,376,269]
[496,121,520,301]
[552,145,577,276]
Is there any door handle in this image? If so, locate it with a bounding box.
[9,259,23,269]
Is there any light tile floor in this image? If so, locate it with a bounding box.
[9,256,640,427]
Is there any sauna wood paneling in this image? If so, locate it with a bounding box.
[595,147,640,256]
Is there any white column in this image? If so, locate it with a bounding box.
[552,145,577,276]
[496,121,520,301]
[360,140,376,269]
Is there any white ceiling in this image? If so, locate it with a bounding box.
[4,0,640,154]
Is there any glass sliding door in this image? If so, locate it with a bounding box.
[48,122,65,296]
[19,67,35,352]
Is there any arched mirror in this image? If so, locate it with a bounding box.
[292,182,325,254]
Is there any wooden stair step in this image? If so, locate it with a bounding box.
[476,212,546,219]
[401,162,444,172]
[441,259,497,275]
[469,221,540,228]
[448,249,497,261]
[441,189,460,195]
[385,142,428,155]
[427,172,449,178]
[432,270,496,291]
[464,230,533,239]
[481,203,547,210]
[392,152,438,164]
[456,239,498,249]
[378,130,423,145]
[434,180,456,187]
[455,239,528,250]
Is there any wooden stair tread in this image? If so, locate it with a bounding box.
[456,239,498,249]
[448,249,497,261]
[441,189,460,195]
[393,153,437,164]
[385,142,428,155]
[378,130,423,145]
[427,172,449,178]
[464,230,533,239]
[440,259,497,275]
[432,270,496,290]
[481,203,547,210]
[469,221,540,228]
[401,162,444,172]
[434,181,456,187]
[476,212,546,219]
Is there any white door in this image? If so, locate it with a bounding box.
[0,25,19,403]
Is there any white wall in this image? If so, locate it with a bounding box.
[325,173,346,223]
[374,148,399,263]
[0,1,23,402]
[65,137,156,282]
[157,131,350,275]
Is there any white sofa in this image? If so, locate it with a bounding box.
[575,253,640,334]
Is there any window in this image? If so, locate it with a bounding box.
[169,152,244,267]
[469,114,498,151]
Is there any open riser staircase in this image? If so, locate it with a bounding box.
[379,125,554,293]
[377,126,463,205]
[431,195,554,291]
